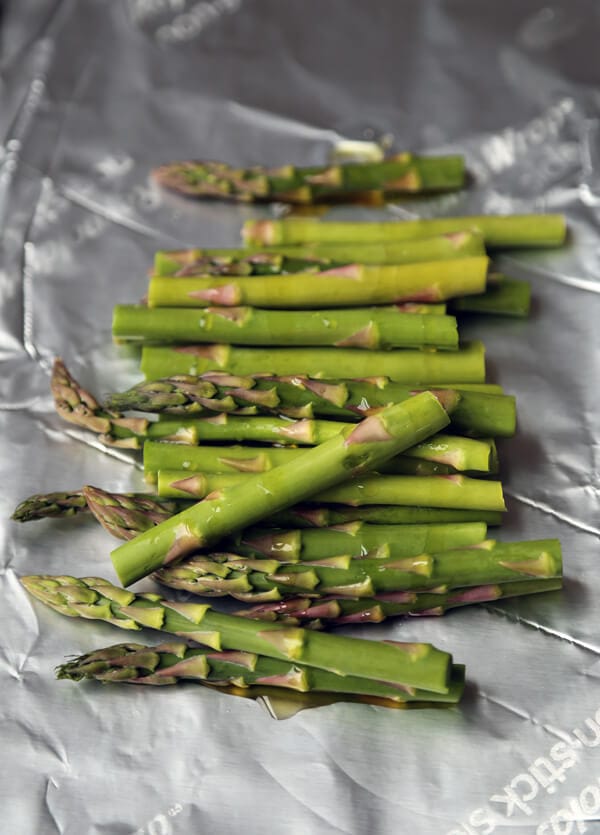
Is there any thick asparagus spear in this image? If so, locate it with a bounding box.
[227,521,488,560]
[22,575,453,692]
[113,305,459,350]
[142,436,497,478]
[107,373,514,437]
[56,641,466,703]
[147,258,488,309]
[243,215,567,248]
[153,231,485,275]
[153,539,562,600]
[157,470,506,512]
[140,341,486,384]
[110,391,453,585]
[234,578,563,626]
[152,154,465,203]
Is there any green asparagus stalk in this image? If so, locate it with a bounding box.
[234,578,563,626]
[142,435,497,479]
[113,305,460,350]
[56,640,466,704]
[153,539,562,601]
[152,154,465,203]
[153,231,486,275]
[242,215,567,248]
[227,520,488,560]
[110,391,454,585]
[140,341,486,384]
[450,277,531,318]
[11,490,89,522]
[107,373,514,438]
[147,258,488,309]
[157,470,506,512]
[22,575,454,692]
[268,504,505,527]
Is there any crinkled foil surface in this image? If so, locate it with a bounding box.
[2,2,600,833]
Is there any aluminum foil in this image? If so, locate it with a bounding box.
[2,1,600,833]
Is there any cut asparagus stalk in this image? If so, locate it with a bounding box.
[152,154,466,203]
[234,578,563,626]
[142,435,497,479]
[22,575,453,693]
[56,641,466,703]
[113,305,460,350]
[153,539,562,600]
[140,341,486,384]
[154,231,486,275]
[157,470,506,512]
[107,373,513,438]
[147,258,489,309]
[227,521,488,561]
[450,277,531,318]
[243,215,567,248]
[110,391,453,585]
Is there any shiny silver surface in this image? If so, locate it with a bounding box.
[1,2,600,833]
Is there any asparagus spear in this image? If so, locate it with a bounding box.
[154,231,486,275]
[11,489,503,532]
[227,521,488,561]
[450,277,531,318]
[152,154,465,203]
[142,435,497,478]
[22,575,454,692]
[234,578,563,626]
[269,504,504,527]
[110,391,454,585]
[153,539,562,600]
[107,373,514,437]
[56,641,466,703]
[11,491,89,522]
[140,341,486,384]
[114,305,459,350]
[157,470,506,512]
[242,215,567,248]
[147,258,489,309]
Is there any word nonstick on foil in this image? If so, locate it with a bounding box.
[1,2,599,834]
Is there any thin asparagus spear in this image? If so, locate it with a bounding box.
[107,373,513,437]
[147,258,488,309]
[269,505,505,527]
[450,277,531,318]
[157,470,506,512]
[140,341,486,384]
[153,539,562,600]
[11,491,89,522]
[142,435,497,478]
[56,641,466,703]
[152,154,465,203]
[234,578,563,626]
[242,215,567,248]
[110,391,454,585]
[11,489,503,532]
[113,305,459,350]
[22,575,453,693]
[153,231,485,275]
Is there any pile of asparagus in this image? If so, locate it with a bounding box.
[16,183,567,708]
